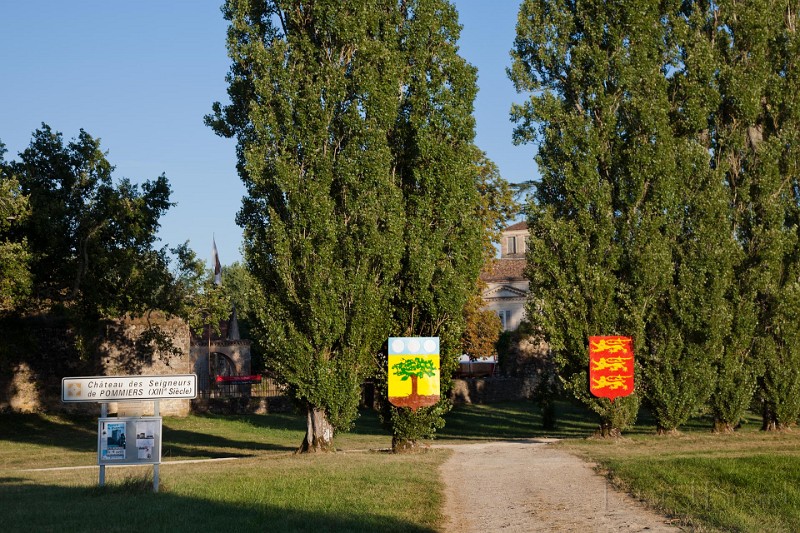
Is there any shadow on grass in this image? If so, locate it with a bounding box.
[217,411,307,433]
[437,400,602,441]
[217,409,389,437]
[0,413,298,459]
[161,425,296,458]
[346,408,387,436]
[0,479,435,533]
[10,399,739,460]
[0,413,97,453]
[439,399,760,441]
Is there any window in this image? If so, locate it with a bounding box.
[498,310,510,331]
[506,236,516,255]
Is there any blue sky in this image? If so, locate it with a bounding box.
[0,1,535,266]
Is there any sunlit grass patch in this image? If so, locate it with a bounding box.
[3,449,446,533]
[562,427,800,532]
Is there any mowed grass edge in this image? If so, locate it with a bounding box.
[560,423,800,532]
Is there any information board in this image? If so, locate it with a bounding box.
[98,417,162,465]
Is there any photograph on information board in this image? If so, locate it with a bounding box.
[136,421,156,459]
[100,421,126,460]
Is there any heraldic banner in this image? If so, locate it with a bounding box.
[388,337,440,411]
[589,336,634,402]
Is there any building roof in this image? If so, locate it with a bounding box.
[480,258,527,282]
[504,221,528,232]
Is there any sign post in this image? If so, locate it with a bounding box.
[62,374,197,492]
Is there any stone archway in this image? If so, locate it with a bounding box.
[210,351,236,379]
[190,339,252,397]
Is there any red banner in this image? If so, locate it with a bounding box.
[215,375,262,384]
[589,336,634,402]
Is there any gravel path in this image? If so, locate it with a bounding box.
[438,439,682,532]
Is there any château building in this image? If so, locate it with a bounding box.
[480,221,530,331]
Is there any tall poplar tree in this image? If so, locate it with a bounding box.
[715,0,800,431]
[695,0,769,432]
[385,0,484,450]
[637,1,739,434]
[207,0,405,451]
[511,0,740,434]
[678,0,800,432]
[510,0,643,435]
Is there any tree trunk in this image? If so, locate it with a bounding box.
[297,405,334,453]
[410,374,418,399]
[71,224,104,299]
[392,435,420,453]
[761,418,792,432]
[595,422,621,438]
[540,397,556,431]
[712,419,736,434]
[761,404,784,431]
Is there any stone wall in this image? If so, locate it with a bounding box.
[451,376,539,404]
[0,317,95,414]
[450,332,549,405]
[99,313,192,417]
[497,334,549,378]
[0,313,194,416]
[4,362,41,413]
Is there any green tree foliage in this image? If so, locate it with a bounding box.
[385,0,485,450]
[210,0,485,451]
[219,262,263,323]
[208,0,406,452]
[684,0,763,432]
[644,0,800,432]
[512,0,800,434]
[169,242,232,338]
[0,143,32,312]
[710,1,800,431]
[9,125,174,318]
[510,0,747,435]
[630,2,738,434]
[510,0,645,435]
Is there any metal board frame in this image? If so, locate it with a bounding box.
[98,416,162,466]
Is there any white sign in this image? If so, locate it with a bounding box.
[62,374,197,402]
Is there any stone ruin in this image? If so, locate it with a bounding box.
[0,311,251,417]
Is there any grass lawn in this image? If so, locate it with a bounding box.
[3,452,446,532]
[435,398,600,441]
[4,399,800,532]
[561,423,800,532]
[0,409,439,532]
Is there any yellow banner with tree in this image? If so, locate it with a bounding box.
[388,337,440,411]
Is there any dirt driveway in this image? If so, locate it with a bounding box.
[438,439,682,532]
